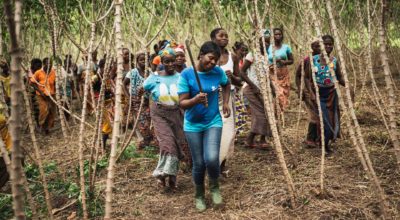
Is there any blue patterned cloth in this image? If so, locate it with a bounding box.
[312,54,338,87]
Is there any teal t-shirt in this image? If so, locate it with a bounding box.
[177,66,228,132]
[267,44,292,65]
[143,72,180,106]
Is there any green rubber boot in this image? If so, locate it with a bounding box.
[195,184,206,212]
[209,179,223,207]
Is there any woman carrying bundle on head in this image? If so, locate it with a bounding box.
[240,30,273,149]
[178,41,231,211]
[144,47,186,191]
[268,27,294,112]
[123,52,156,150]
[303,35,344,155]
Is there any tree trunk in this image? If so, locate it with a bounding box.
[0,140,38,220]
[22,84,54,219]
[105,0,124,218]
[0,21,2,56]
[4,0,26,218]
[378,0,400,167]
[251,0,296,207]
[77,22,97,220]
[325,0,388,217]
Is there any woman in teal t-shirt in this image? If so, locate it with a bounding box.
[178,41,231,211]
[268,27,294,111]
[143,47,186,191]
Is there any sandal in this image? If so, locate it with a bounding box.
[258,143,270,150]
[245,143,258,149]
[303,140,319,148]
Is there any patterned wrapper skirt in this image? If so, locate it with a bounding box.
[150,102,187,177]
[269,66,290,111]
[243,86,272,136]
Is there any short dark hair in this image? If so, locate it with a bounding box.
[322,34,334,43]
[198,41,221,59]
[42,57,50,65]
[136,52,146,63]
[30,58,42,72]
[210,27,224,40]
[99,58,106,69]
[233,41,245,51]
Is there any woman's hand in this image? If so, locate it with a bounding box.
[137,87,145,97]
[225,70,233,78]
[194,92,208,106]
[222,103,231,118]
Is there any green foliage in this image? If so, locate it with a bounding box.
[0,193,13,220]
[120,143,158,161]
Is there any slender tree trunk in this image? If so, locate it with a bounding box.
[365,0,389,130]
[378,0,400,166]
[0,140,38,220]
[251,0,296,207]
[77,22,97,220]
[41,0,68,138]
[105,1,124,218]
[0,21,2,56]
[4,0,26,218]
[21,84,53,219]
[325,0,388,217]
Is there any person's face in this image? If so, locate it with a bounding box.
[162,54,176,74]
[200,52,219,71]
[137,55,146,69]
[214,30,229,48]
[175,51,186,66]
[91,51,98,61]
[323,38,334,54]
[109,62,117,78]
[44,61,52,72]
[274,30,283,43]
[122,49,130,63]
[311,42,321,55]
[239,46,249,58]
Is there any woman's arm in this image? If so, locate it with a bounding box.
[179,93,208,109]
[240,60,260,93]
[279,53,294,66]
[221,82,231,118]
[123,77,130,97]
[229,53,242,86]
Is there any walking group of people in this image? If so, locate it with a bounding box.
[0,26,344,211]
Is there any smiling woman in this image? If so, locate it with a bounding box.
[143,47,187,191]
[178,41,231,211]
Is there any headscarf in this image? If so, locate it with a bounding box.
[261,29,271,38]
[158,47,176,58]
[175,47,185,54]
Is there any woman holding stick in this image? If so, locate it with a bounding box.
[178,41,231,211]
